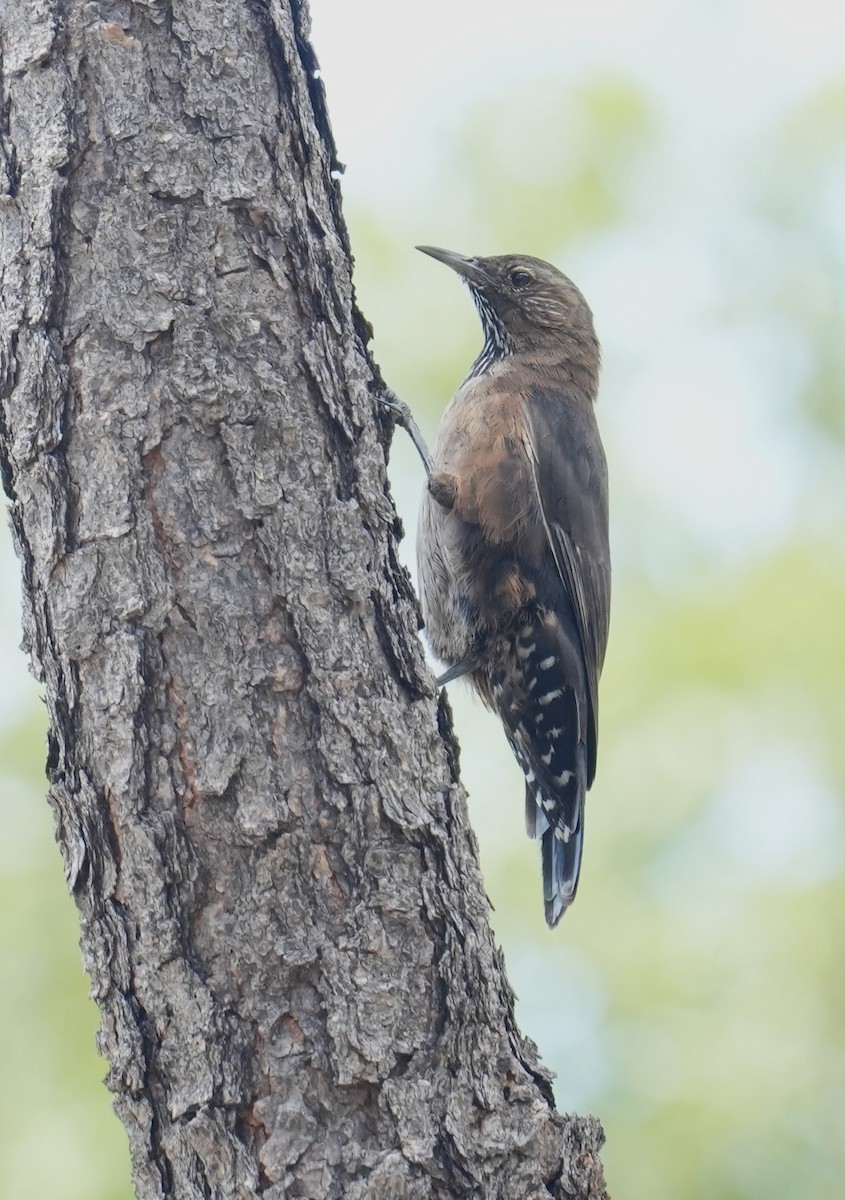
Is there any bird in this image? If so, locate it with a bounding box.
[383,246,610,926]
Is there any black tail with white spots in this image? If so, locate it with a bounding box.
[490,609,589,926]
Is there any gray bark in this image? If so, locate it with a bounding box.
[0,2,607,1198]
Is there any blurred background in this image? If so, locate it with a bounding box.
[2,1,844,1196]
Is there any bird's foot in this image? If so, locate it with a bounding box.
[378,388,434,475]
[379,388,413,427]
[428,470,457,510]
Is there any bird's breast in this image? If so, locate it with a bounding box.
[432,380,538,546]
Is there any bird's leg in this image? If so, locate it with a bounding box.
[380,389,458,511]
[435,657,475,687]
[427,471,457,510]
[379,388,434,475]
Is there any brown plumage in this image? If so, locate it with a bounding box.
[386,247,610,925]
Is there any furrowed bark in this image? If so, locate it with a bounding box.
[0,2,607,1196]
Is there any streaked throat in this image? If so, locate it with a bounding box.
[468,288,512,379]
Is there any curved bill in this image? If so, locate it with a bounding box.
[416,245,491,286]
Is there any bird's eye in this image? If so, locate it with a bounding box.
[509,269,534,290]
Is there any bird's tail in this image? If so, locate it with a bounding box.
[529,785,585,926]
[492,610,589,926]
[524,670,588,925]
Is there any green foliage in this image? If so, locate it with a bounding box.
[754,80,845,449]
[446,74,654,249]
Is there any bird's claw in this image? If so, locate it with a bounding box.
[378,388,434,474]
[379,388,413,427]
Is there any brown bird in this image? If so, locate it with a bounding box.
[384,246,610,926]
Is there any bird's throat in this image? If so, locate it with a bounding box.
[468,288,512,379]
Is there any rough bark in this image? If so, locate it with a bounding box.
[0,3,607,1198]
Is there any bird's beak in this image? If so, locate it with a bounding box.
[416,245,491,287]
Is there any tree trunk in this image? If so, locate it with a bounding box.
[0,3,607,1197]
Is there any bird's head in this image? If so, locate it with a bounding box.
[417,246,598,374]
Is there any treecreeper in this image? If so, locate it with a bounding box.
[383,246,610,926]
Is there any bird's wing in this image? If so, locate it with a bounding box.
[522,386,610,786]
